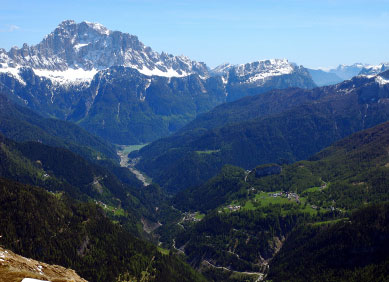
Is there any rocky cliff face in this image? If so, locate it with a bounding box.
[359,62,389,76]
[213,59,315,87]
[0,66,227,144]
[0,20,208,78]
[212,59,316,101]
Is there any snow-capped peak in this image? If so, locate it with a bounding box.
[375,70,389,86]
[82,21,111,35]
[212,58,297,85]
[234,58,293,76]
[211,63,233,75]
[359,62,389,76]
[0,20,209,85]
[58,19,76,27]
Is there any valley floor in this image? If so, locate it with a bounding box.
[117,145,151,186]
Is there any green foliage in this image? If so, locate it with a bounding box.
[268,203,389,282]
[72,69,227,144]
[0,134,172,235]
[137,79,389,192]
[175,209,318,274]
[247,163,322,194]
[164,121,389,280]
[174,165,248,212]
[0,92,118,162]
[237,122,389,211]
[0,178,206,282]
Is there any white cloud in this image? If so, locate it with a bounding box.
[0,24,20,32]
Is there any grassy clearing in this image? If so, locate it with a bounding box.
[117,144,148,155]
[98,203,126,217]
[304,186,322,193]
[194,212,205,220]
[157,247,170,255]
[298,197,319,215]
[220,191,318,216]
[249,192,291,207]
[312,218,348,226]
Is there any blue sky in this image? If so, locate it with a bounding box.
[1,0,388,68]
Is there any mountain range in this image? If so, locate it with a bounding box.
[0,20,317,144]
[2,21,387,145]
[0,20,208,77]
[307,63,389,87]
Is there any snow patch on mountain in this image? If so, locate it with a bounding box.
[137,66,189,77]
[83,21,111,35]
[33,68,98,85]
[0,66,26,85]
[213,59,296,85]
[376,75,389,86]
[241,59,294,83]
[359,63,389,76]
[74,43,89,51]
[211,63,233,75]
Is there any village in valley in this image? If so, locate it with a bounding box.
[220,181,336,215]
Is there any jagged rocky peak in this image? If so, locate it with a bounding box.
[375,69,389,86]
[233,59,294,78]
[210,63,233,75]
[359,62,389,76]
[0,20,209,81]
[212,58,313,86]
[213,59,294,75]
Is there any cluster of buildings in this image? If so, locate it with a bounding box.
[268,191,300,203]
[182,212,202,222]
[227,205,241,212]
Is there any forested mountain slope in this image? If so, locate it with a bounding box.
[159,121,389,281]
[0,92,117,162]
[136,71,389,192]
[268,203,389,282]
[0,178,205,282]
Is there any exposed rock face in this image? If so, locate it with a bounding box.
[0,247,87,282]
[0,20,209,77]
[359,63,389,76]
[214,59,315,86]
[255,165,282,178]
[212,59,316,101]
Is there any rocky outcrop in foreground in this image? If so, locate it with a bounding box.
[0,247,87,282]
